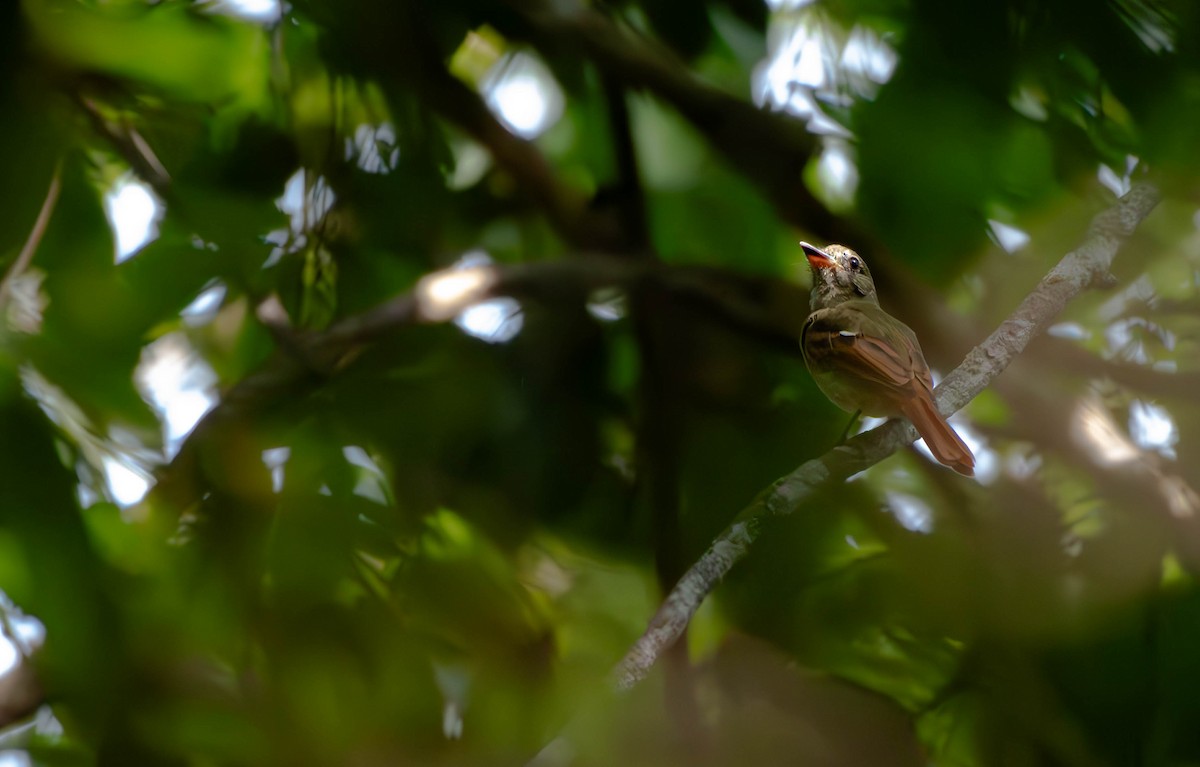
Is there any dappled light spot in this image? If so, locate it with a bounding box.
[1009,85,1049,121]
[1098,156,1139,197]
[518,545,574,599]
[483,52,564,139]
[884,491,933,533]
[190,235,219,252]
[756,14,830,116]
[419,270,495,318]
[76,480,101,511]
[442,701,464,740]
[1129,399,1177,459]
[1072,393,1139,465]
[446,140,492,191]
[586,289,626,322]
[262,447,290,494]
[1047,322,1090,340]
[261,169,336,268]
[987,219,1031,253]
[456,298,523,344]
[755,11,895,134]
[415,253,524,339]
[433,662,470,740]
[1004,448,1043,481]
[0,637,20,678]
[415,251,499,322]
[1113,0,1176,53]
[0,708,63,763]
[102,455,151,507]
[343,445,391,505]
[852,415,888,441]
[1153,359,1178,373]
[1098,165,1131,197]
[261,229,291,269]
[105,174,163,263]
[180,282,227,327]
[207,0,282,24]
[0,751,31,767]
[21,365,158,508]
[0,594,44,678]
[493,78,546,134]
[814,140,858,209]
[278,168,335,234]
[342,445,380,472]
[135,333,219,460]
[840,25,898,95]
[346,123,399,174]
[1104,316,1174,365]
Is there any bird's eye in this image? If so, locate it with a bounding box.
[848,256,861,270]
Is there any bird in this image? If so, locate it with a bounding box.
[799,242,975,476]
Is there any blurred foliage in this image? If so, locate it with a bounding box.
[0,0,1197,765]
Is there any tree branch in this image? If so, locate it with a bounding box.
[0,163,62,312]
[1026,334,1200,401]
[76,93,172,200]
[598,69,650,251]
[412,46,631,251]
[509,1,836,235]
[149,253,807,507]
[611,182,1162,691]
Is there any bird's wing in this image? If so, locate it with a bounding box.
[802,303,924,391]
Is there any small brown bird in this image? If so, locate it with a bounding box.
[800,242,975,476]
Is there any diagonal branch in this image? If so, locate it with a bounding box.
[76,93,172,200]
[0,163,62,312]
[612,182,1162,691]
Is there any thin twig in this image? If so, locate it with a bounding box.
[611,182,1162,691]
[0,164,62,312]
[76,94,172,199]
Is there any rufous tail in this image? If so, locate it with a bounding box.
[900,394,975,477]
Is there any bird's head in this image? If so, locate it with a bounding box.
[801,242,878,310]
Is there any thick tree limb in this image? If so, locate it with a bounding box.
[611,182,1162,691]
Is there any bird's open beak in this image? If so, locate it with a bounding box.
[800,242,834,269]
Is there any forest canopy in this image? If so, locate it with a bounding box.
[0,0,1198,765]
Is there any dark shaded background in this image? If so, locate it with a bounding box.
[0,0,1198,764]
